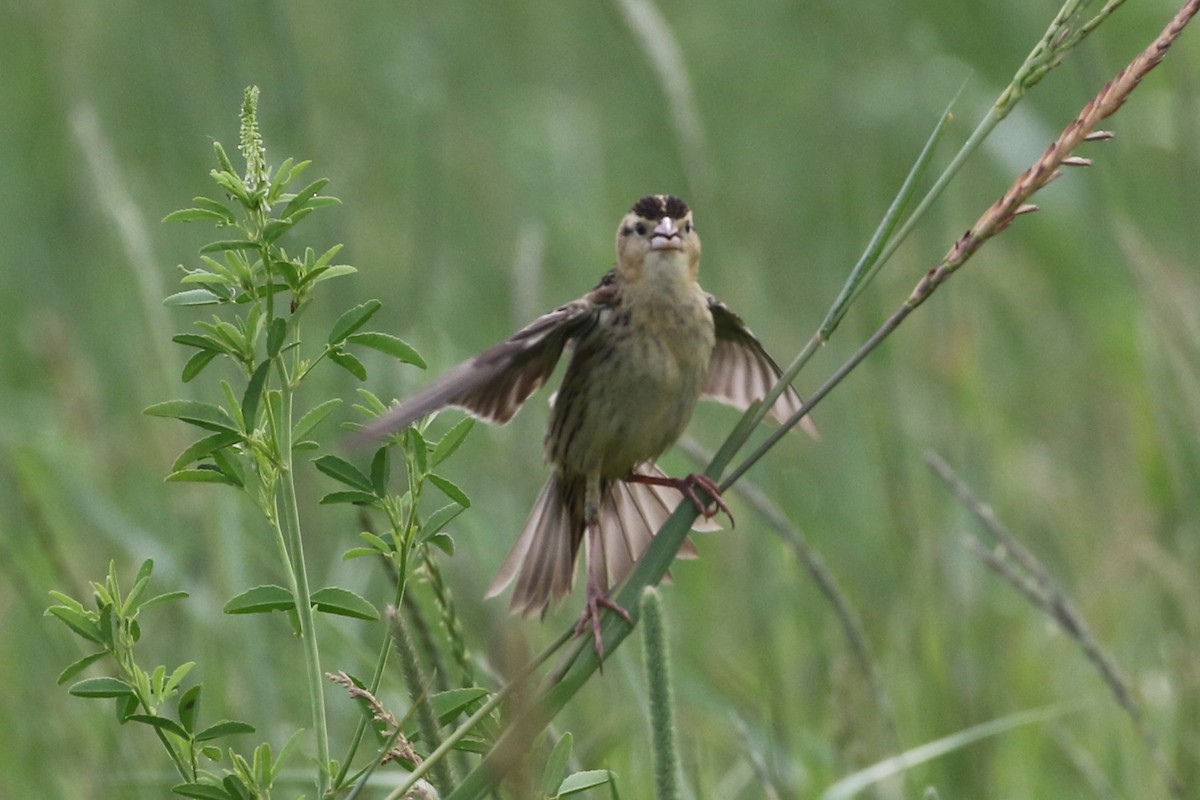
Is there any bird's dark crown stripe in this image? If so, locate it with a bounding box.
[631,194,690,221]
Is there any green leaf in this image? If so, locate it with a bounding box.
[210,169,249,203]
[310,587,379,620]
[452,736,492,755]
[359,530,393,552]
[192,196,237,223]
[369,447,389,495]
[196,720,256,742]
[212,140,236,174]
[126,713,190,739]
[320,490,379,506]
[280,178,330,220]
[305,263,357,288]
[199,239,260,254]
[116,691,139,721]
[211,447,246,488]
[164,289,223,306]
[428,473,470,508]
[69,676,135,698]
[262,218,294,245]
[46,605,104,644]
[172,783,233,800]
[271,157,305,196]
[141,590,189,611]
[557,770,615,795]
[241,360,271,430]
[163,208,231,225]
[223,585,294,615]
[432,687,489,725]
[266,317,287,358]
[222,776,252,800]
[344,332,426,368]
[165,662,195,696]
[165,468,241,486]
[313,454,373,492]
[172,334,227,353]
[123,559,154,614]
[431,417,475,467]
[328,300,381,345]
[329,349,367,380]
[311,241,341,270]
[56,651,107,685]
[178,684,201,733]
[341,547,381,560]
[182,350,219,383]
[409,428,428,474]
[418,503,466,544]
[426,531,455,556]
[145,400,239,434]
[294,398,342,441]
[173,431,241,471]
[542,733,574,799]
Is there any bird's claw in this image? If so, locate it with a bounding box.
[575,586,633,667]
[677,472,734,525]
[626,470,734,526]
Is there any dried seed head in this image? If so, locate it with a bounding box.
[1063,156,1094,167]
[1085,130,1116,142]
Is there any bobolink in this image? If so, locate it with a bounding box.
[364,195,810,655]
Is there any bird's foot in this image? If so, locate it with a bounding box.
[626,471,734,526]
[574,585,633,667]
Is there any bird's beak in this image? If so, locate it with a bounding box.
[650,217,683,251]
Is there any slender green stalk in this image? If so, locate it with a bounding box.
[641,588,680,800]
[276,381,331,797]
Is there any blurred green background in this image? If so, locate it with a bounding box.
[4,1,1198,797]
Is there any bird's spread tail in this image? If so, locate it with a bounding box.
[485,473,581,616]
[486,464,716,617]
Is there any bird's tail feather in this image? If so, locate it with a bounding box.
[486,464,718,617]
[485,473,581,616]
[590,463,715,595]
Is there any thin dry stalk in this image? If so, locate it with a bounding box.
[730,0,1200,490]
[909,0,1200,305]
[326,670,420,768]
[924,452,1184,797]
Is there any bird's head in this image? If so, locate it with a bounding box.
[615,194,702,284]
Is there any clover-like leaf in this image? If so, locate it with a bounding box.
[310,587,379,621]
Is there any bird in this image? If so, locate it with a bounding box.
[361,194,813,658]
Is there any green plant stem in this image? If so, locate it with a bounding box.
[275,377,331,797]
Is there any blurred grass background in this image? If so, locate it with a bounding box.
[3,1,1199,797]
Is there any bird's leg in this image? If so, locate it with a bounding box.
[625,471,734,526]
[573,486,633,666]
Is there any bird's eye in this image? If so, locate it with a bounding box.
[684,221,693,233]
[635,222,647,236]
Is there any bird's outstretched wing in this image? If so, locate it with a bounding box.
[359,274,618,440]
[704,295,818,436]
